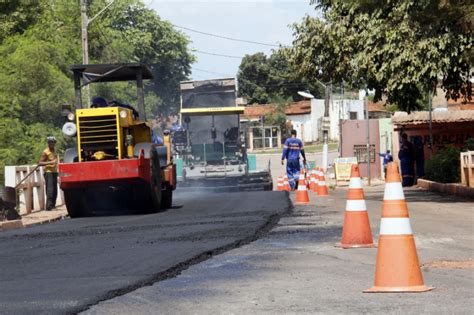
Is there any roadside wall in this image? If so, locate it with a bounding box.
[4,165,64,213]
[340,119,381,179]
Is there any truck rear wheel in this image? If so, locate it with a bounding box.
[147,148,162,213]
[161,184,173,209]
[64,189,90,218]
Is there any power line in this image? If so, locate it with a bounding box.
[192,67,234,77]
[173,24,280,48]
[192,49,243,59]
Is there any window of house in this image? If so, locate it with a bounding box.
[353,144,376,163]
[349,112,358,120]
[252,126,280,149]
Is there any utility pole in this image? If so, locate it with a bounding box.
[80,0,91,107]
[365,89,371,186]
[79,0,115,108]
[428,90,433,158]
[322,83,331,171]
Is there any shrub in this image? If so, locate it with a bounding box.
[425,146,461,183]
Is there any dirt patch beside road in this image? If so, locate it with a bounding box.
[423,260,474,269]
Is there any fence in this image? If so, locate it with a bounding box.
[4,165,64,215]
[461,151,474,188]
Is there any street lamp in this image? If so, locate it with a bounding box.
[297,91,315,99]
[298,82,331,172]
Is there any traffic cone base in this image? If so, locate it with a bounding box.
[364,285,433,293]
[340,211,374,248]
[364,236,433,292]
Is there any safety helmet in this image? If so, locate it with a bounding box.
[46,136,56,142]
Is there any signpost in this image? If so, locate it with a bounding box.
[334,157,358,185]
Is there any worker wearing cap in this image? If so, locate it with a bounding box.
[281,129,306,190]
[38,136,58,210]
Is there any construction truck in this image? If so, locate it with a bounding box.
[59,64,176,218]
[173,78,272,191]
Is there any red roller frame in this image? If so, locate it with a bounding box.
[59,152,150,190]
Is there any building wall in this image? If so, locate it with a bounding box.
[310,98,364,143]
[340,119,382,179]
[287,114,314,143]
[310,99,325,142]
[330,99,364,141]
[395,121,474,160]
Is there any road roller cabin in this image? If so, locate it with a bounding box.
[59,64,176,218]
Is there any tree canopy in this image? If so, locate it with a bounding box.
[237,48,325,104]
[293,0,473,112]
[0,0,194,181]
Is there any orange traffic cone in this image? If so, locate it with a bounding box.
[283,175,291,192]
[313,167,320,194]
[276,175,284,191]
[295,170,310,204]
[317,168,329,196]
[364,162,433,293]
[309,168,317,191]
[306,170,311,188]
[340,164,374,248]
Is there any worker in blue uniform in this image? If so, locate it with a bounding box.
[281,129,306,190]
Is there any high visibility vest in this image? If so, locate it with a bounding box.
[43,148,58,173]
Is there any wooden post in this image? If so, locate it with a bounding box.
[35,167,45,210]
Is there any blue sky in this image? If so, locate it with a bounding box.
[146,1,319,80]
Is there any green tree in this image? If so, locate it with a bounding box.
[237,52,271,104]
[293,0,473,112]
[237,49,324,104]
[265,96,292,139]
[0,0,194,183]
[92,1,195,115]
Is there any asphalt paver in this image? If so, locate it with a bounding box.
[84,185,474,314]
[0,190,290,314]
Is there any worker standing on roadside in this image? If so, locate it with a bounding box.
[38,136,58,211]
[281,129,306,190]
[378,150,393,179]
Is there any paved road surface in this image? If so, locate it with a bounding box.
[0,190,290,314]
[85,185,474,314]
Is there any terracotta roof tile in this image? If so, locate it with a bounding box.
[392,110,474,125]
[241,100,311,119]
[368,101,389,112]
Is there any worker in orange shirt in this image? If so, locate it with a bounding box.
[38,136,58,210]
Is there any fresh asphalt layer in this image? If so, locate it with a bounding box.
[0,190,290,315]
[85,185,474,314]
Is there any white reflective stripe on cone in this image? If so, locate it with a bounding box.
[298,185,307,191]
[379,218,413,235]
[383,182,405,200]
[345,199,367,211]
[349,177,362,188]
